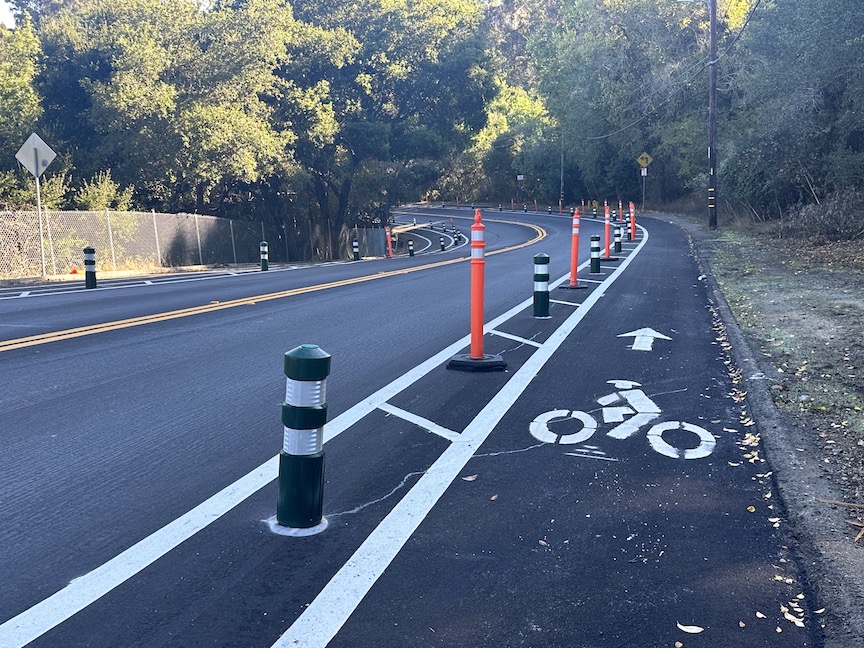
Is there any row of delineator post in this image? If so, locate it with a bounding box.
[274,204,638,532]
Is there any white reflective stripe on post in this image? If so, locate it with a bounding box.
[471,248,484,259]
[471,231,483,242]
[285,379,327,407]
[282,427,324,455]
[534,264,548,275]
[534,281,548,291]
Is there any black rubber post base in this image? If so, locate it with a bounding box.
[447,354,507,372]
[276,451,324,528]
[558,284,588,290]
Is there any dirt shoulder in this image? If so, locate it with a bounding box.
[657,212,864,647]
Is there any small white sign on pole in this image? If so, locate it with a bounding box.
[16,133,56,178]
[15,133,57,277]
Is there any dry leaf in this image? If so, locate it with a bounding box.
[784,612,805,627]
[461,474,478,482]
[538,539,549,547]
[814,608,826,614]
[747,506,756,513]
[738,621,746,628]
[676,622,704,634]
[756,611,767,619]
[776,626,783,633]
[675,643,683,648]
[490,494,498,501]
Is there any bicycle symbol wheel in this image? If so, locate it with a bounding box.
[529,409,597,445]
[646,421,716,459]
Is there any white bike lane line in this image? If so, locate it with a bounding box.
[271,229,650,648]
[0,225,645,648]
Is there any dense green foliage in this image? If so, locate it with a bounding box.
[1,0,861,253]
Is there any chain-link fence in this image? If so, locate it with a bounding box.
[0,210,294,279]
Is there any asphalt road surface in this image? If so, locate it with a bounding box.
[0,208,818,647]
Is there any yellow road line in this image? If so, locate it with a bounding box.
[1,220,545,353]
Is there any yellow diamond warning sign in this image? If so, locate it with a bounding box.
[636,152,653,168]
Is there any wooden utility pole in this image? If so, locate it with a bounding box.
[708,0,718,230]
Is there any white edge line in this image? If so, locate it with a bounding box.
[378,403,461,443]
[271,227,648,647]
[0,457,278,647]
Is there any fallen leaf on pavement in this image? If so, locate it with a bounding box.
[676,622,704,634]
[461,474,478,481]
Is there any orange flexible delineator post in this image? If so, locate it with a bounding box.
[447,209,506,372]
[470,211,485,359]
[629,201,637,241]
[604,202,612,259]
[561,209,587,291]
[385,226,394,258]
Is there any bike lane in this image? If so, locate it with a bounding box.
[314,217,817,647]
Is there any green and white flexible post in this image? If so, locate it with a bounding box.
[408,240,415,257]
[590,235,601,273]
[260,241,269,271]
[277,344,331,529]
[440,236,445,251]
[352,238,360,261]
[533,253,551,319]
[83,246,97,289]
[614,226,622,254]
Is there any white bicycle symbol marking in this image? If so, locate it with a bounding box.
[529,380,716,460]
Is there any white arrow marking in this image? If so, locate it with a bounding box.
[618,328,672,351]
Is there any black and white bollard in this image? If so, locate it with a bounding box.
[590,235,601,273]
[260,241,269,271]
[614,226,622,254]
[547,205,552,214]
[440,236,446,251]
[352,238,360,261]
[276,344,331,531]
[83,246,97,289]
[533,253,551,319]
[408,240,415,257]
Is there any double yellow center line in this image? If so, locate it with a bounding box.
[0,220,545,352]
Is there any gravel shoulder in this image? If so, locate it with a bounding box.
[659,212,864,647]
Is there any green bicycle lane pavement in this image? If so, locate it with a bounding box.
[275,216,818,648]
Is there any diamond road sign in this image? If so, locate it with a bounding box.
[16,133,56,178]
[636,152,653,168]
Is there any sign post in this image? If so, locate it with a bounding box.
[636,151,652,213]
[16,133,57,277]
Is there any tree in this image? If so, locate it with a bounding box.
[0,16,42,169]
[279,0,495,256]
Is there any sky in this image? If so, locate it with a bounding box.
[1,1,14,27]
